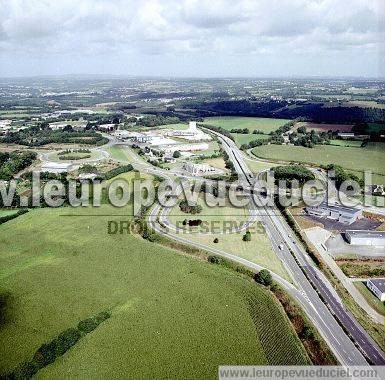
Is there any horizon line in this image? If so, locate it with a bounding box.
[0,73,384,81]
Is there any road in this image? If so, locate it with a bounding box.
[206,128,385,366]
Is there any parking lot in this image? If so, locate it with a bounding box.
[302,214,381,232]
[325,233,385,258]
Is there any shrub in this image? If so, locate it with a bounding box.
[242,230,251,241]
[94,311,111,324]
[208,255,223,264]
[34,341,57,366]
[179,200,202,214]
[13,359,41,379]
[103,165,134,180]
[78,318,98,334]
[255,269,273,286]
[56,328,81,354]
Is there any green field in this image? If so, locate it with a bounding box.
[252,143,385,179]
[330,140,363,148]
[0,181,308,377]
[48,150,99,162]
[160,123,189,130]
[168,195,249,229]
[204,117,291,134]
[231,133,268,147]
[0,109,40,118]
[245,158,278,174]
[107,146,132,162]
[167,196,290,281]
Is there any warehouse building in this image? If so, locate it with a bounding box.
[305,202,362,225]
[346,230,385,246]
[366,279,385,301]
[41,162,72,173]
[183,162,216,176]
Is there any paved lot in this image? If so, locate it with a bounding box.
[302,214,381,232]
[326,233,385,258]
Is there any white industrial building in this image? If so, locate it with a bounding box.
[41,162,72,173]
[305,202,362,225]
[346,230,385,246]
[161,143,209,154]
[49,122,69,130]
[164,121,210,141]
[98,123,117,131]
[183,162,216,176]
[366,279,385,301]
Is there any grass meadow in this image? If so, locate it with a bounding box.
[231,133,268,147]
[252,143,385,182]
[0,209,19,217]
[204,117,291,134]
[107,145,132,163]
[0,175,308,377]
[167,196,290,281]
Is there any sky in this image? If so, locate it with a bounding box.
[0,0,384,78]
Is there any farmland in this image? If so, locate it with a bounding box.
[329,140,363,147]
[160,123,189,130]
[0,194,308,377]
[245,158,278,175]
[293,122,354,132]
[202,156,227,170]
[252,143,385,180]
[204,117,291,134]
[231,133,268,147]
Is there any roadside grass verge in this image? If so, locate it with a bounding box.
[354,282,385,317]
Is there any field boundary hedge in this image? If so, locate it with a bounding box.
[0,209,29,225]
[3,310,111,379]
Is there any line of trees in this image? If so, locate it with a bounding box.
[1,124,108,147]
[5,311,111,379]
[273,165,315,185]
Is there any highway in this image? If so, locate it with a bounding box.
[207,128,385,366]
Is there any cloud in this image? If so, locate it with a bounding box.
[0,0,383,76]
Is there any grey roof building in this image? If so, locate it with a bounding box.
[305,202,362,225]
[346,230,385,246]
[366,279,385,302]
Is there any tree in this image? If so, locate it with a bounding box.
[173,150,181,158]
[242,230,251,241]
[63,124,73,132]
[297,126,307,134]
[255,269,273,286]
